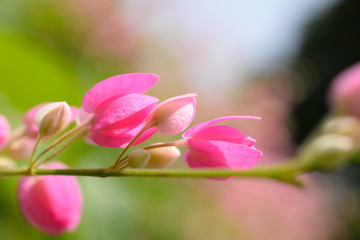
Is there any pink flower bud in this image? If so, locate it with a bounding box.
[0,114,10,151]
[147,94,196,135]
[146,146,181,169]
[35,102,72,136]
[182,116,262,173]
[18,162,82,235]
[127,149,151,168]
[328,62,360,116]
[7,137,37,159]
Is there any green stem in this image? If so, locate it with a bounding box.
[111,124,152,169]
[28,134,44,171]
[33,127,88,168]
[0,161,304,186]
[34,124,90,163]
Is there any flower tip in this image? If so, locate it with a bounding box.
[149,94,197,136]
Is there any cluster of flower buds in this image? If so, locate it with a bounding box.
[299,62,360,170]
[0,73,263,235]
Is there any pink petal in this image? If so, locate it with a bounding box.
[91,125,157,148]
[91,93,158,133]
[183,116,260,138]
[0,114,10,150]
[190,125,256,147]
[82,73,159,113]
[184,139,262,169]
[150,94,196,135]
[18,162,82,235]
[328,62,360,116]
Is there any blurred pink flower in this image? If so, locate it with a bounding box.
[147,94,196,135]
[181,116,262,170]
[0,114,10,151]
[8,136,37,159]
[18,162,82,235]
[82,73,159,148]
[328,62,360,116]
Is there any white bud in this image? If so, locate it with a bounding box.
[300,134,357,170]
[35,102,72,136]
[146,146,181,169]
[322,117,360,138]
[127,149,151,168]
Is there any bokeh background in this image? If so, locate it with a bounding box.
[0,0,360,239]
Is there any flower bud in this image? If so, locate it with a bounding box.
[8,137,37,159]
[328,62,360,116]
[35,102,72,136]
[18,162,82,235]
[127,149,151,168]
[0,114,10,151]
[322,116,360,139]
[299,134,357,171]
[146,146,181,169]
[148,94,196,135]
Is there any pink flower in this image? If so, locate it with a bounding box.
[18,162,82,235]
[328,62,360,116]
[0,114,10,151]
[146,94,196,135]
[181,116,262,170]
[82,73,159,148]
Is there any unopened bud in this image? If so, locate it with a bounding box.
[146,146,181,169]
[148,94,196,135]
[300,134,357,171]
[35,102,72,136]
[127,149,151,168]
[8,137,36,159]
[322,117,360,138]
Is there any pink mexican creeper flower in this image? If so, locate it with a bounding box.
[328,62,360,117]
[0,114,10,151]
[82,73,159,147]
[18,162,82,235]
[82,73,197,148]
[181,116,262,171]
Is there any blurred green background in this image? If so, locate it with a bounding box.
[1,0,360,239]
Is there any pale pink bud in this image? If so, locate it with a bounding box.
[0,114,10,151]
[146,146,181,169]
[8,137,37,159]
[127,149,151,168]
[148,94,196,135]
[328,62,360,116]
[18,162,82,235]
[35,102,72,136]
